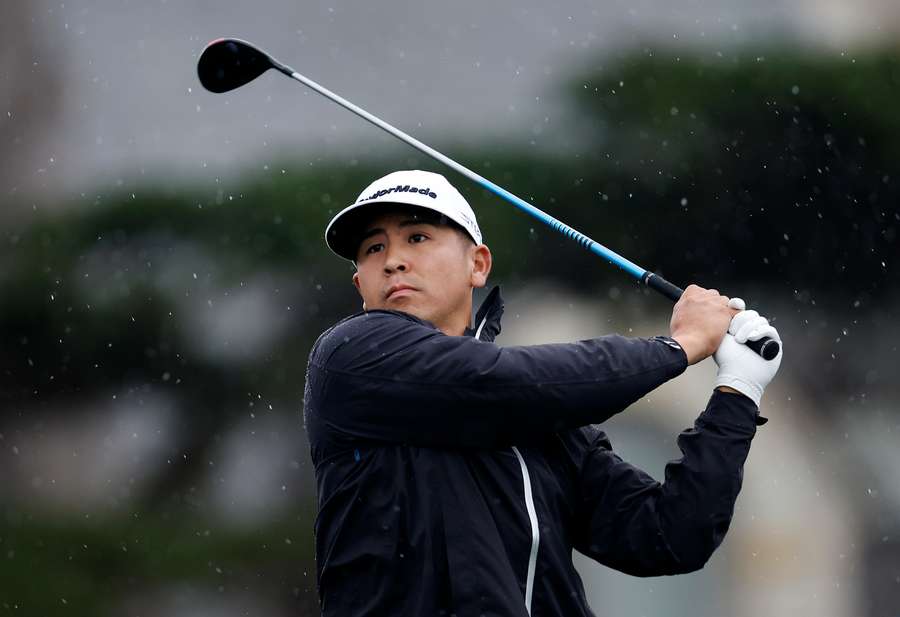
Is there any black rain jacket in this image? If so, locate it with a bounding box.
[303,286,764,616]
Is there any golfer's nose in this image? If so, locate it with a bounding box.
[383,244,408,274]
[385,261,407,273]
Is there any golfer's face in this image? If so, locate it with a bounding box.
[352,212,474,326]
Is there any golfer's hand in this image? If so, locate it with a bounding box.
[713,309,783,406]
[669,285,739,365]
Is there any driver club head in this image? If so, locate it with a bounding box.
[197,38,277,93]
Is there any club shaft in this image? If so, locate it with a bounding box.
[271,62,779,361]
[277,64,647,281]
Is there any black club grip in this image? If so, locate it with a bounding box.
[642,272,780,361]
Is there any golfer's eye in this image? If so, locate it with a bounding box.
[365,242,384,255]
[409,233,427,244]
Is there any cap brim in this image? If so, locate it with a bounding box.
[325,201,450,262]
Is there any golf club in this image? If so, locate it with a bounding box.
[197,37,780,361]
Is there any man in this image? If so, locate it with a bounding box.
[303,169,782,616]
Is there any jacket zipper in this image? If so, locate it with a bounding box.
[474,315,488,340]
[511,446,539,615]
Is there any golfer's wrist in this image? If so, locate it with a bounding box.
[670,333,706,365]
[715,385,742,395]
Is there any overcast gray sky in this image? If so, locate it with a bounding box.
[8,0,899,203]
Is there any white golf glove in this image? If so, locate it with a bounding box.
[713,298,783,407]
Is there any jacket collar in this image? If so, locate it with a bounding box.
[463,285,504,342]
[356,285,504,341]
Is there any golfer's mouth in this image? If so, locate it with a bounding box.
[386,284,417,300]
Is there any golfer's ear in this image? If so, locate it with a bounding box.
[352,272,361,294]
[470,244,492,288]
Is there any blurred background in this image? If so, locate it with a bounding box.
[2,0,898,615]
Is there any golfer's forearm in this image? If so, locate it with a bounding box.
[654,390,758,571]
[574,390,757,575]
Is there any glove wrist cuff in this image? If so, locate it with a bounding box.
[714,374,763,407]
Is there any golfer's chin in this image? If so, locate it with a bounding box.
[381,293,437,324]
[384,292,419,310]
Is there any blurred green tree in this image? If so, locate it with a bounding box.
[1,46,898,616]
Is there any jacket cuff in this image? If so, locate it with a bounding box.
[650,335,689,370]
[702,389,768,430]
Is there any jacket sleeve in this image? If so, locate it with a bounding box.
[570,390,759,576]
[304,309,687,449]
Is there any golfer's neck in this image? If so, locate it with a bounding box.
[435,299,474,337]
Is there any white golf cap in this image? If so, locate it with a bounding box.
[325,169,482,262]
